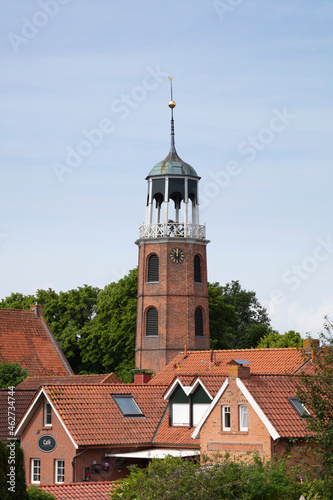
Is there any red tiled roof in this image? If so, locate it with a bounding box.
[150,348,308,386]
[41,481,113,500]
[0,389,36,441]
[16,372,123,391]
[0,309,73,377]
[40,384,168,446]
[153,408,200,446]
[242,375,310,438]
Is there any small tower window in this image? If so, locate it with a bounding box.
[146,307,158,336]
[195,307,203,337]
[148,254,159,282]
[194,255,202,283]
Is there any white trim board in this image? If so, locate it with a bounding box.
[236,378,280,441]
[15,387,78,449]
[191,379,229,439]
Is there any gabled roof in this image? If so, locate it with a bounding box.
[16,372,122,391]
[192,374,310,440]
[16,384,168,447]
[0,308,73,376]
[41,481,113,500]
[0,389,36,441]
[241,375,310,438]
[150,348,308,386]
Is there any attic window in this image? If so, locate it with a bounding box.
[288,397,311,418]
[112,395,144,417]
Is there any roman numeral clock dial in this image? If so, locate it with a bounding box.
[170,247,185,264]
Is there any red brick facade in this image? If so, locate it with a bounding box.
[20,395,76,485]
[200,371,273,461]
[20,394,151,485]
[135,238,210,373]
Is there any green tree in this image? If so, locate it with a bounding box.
[80,268,138,382]
[208,280,271,349]
[257,330,303,348]
[296,318,333,497]
[0,441,29,500]
[0,363,28,388]
[109,454,307,500]
[0,292,35,310]
[36,285,100,373]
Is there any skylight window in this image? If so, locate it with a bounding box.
[112,395,144,417]
[288,397,311,418]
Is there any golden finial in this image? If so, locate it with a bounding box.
[168,76,176,108]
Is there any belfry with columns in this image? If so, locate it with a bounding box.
[135,80,210,374]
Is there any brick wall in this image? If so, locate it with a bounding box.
[20,395,151,485]
[21,395,76,485]
[200,375,272,461]
[135,239,210,373]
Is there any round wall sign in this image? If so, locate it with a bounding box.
[38,434,56,453]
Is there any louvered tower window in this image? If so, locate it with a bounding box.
[194,255,202,283]
[148,254,159,282]
[195,307,203,336]
[146,307,158,336]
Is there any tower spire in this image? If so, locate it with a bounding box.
[168,77,176,153]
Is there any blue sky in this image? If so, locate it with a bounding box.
[1,0,332,337]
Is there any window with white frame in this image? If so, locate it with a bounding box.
[44,402,52,426]
[31,459,41,483]
[222,405,231,431]
[172,403,190,426]
[239,404,248,431]
[55,460,65,483]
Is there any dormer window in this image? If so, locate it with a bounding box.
[288,397,311,418]
[44,402,52,426]
[112,395,144,417]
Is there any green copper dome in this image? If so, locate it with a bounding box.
[148,150,198,177]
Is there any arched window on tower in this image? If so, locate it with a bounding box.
[194,255,202,283]
[146,307,158,336]
[147,254,159,282]
[195,307,203,337]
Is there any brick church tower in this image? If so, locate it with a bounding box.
[135,81,210,373]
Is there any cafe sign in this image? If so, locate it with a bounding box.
[38,435,56,453]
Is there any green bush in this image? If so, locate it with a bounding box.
[27,486,56,500]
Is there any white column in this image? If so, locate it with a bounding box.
[163,177,169,224]
[184,178,188,235]
[146,179,153,225]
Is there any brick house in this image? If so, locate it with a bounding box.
[14,345,316,487]
[0,305,73,376]
[191,360,315,465]
[15,382,200,486]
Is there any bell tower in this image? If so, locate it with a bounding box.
[135,79,210,373]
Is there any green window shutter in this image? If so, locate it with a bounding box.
[146,307,158,336]
[148,254,159,282]
[194,255,201,283]
[195,308,203,336]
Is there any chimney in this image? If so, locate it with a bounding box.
[303,338,320,356]
[134,370,153,384]
[30,304,43,317]
[227,359,251,379]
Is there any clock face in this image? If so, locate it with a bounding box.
[170,247,185,264]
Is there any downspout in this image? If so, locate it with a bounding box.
[72,446,88,482]
[272,438,280,457]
